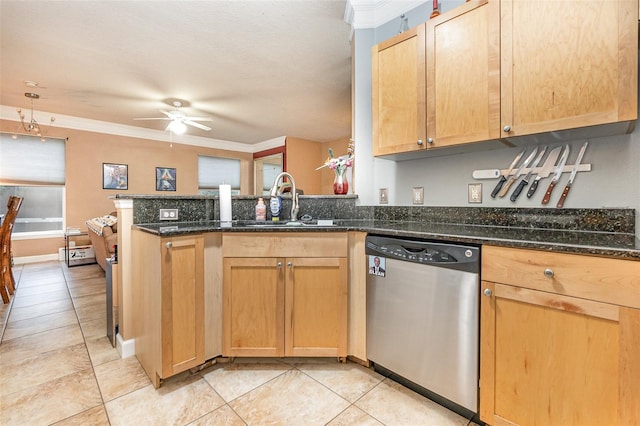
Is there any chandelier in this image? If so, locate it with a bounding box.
[15,92,55,141]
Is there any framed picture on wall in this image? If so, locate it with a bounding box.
[156,167,176,191]
[102,163,128,190]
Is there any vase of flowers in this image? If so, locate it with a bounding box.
[333,166,349,195]
[316,143,354,195]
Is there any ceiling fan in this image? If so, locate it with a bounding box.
[134,100,213,134]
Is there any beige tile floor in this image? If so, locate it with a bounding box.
[0,261,475,426]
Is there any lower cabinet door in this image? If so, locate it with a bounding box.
[222,258,285,357]
[161,235,205,377]
[285,257,348,357]
[480,281,639,426]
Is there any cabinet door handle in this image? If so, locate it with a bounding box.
[483,288,492,297]
[503,125,511,132]
[165,242,172,249]
[287,262,293,268]
[427,138,434,144]
[544,268,554,278]
[417,139,424,146]
[277,262,283,268]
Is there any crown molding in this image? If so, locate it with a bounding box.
[0,104,274,153]
[344,0,426,30]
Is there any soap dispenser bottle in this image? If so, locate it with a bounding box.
[255,198,266,221]
[270,195,282,221]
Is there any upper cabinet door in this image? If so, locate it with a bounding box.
[501,0,638,138]
[372,24,426,156]
[426,0,501,149]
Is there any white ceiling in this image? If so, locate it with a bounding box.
[1,0,359,146]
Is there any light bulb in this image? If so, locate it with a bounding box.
[169,120,187,134]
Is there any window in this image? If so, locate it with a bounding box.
[197,156,241,195]
[0,133,65,235]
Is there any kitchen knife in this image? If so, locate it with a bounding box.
[510,145,547,202]
[556,141,588,208]
[526,146,562,199]
[490,149,526,198]
[541,144,570,205]
[498,146,539,198]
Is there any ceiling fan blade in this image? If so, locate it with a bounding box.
[159,109,178,118]
[184,120,212,131]
[183,116,214,122]
[133,117,171,121]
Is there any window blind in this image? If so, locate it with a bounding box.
[0,133,66,185]
[198,156,241,190]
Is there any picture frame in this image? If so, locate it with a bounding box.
[156,167,176,191]
[102,163,128,190]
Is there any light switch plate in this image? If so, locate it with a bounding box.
[160,208,179,220]
[379,188,389,204]
[412,187,424,204]
[468,184,482,203]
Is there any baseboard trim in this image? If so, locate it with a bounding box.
[13,254,59,265]
[117,333,135,359]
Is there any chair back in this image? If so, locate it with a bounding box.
[1,196,23,250]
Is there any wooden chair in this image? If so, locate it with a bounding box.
[1,196,23,304]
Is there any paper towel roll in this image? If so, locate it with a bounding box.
[219,184,232,226]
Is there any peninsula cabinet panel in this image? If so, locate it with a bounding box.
[500,0,638,139]
[480,246,640,425]
[372,24,426,156]
[425,0,500,149]
[132,230,204,388]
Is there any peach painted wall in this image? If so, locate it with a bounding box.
[285,136,351,195]
[285,136,323,194]
[1,119,252,257]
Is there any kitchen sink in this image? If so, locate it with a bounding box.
[239,220,335,228]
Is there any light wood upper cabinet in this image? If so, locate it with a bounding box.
[132,230,205,388]
[500,0,638,138]
[426,0,501,149]
[372,24,426,156]
[480,246,640,426]
[222,233,348,359]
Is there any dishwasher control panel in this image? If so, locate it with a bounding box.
[366,235,479,270]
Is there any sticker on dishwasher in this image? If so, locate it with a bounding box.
[368,255,386,277]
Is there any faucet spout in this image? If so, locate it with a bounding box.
[269,172,300,221]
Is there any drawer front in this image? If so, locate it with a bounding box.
[222,232,348,258]
[482,245,640,308]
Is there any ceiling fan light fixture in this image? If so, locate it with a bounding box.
[169,120,187,134]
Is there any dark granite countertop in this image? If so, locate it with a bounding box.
[133,219,640,260]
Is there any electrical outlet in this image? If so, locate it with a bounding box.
[160,208,179,220]
[468,184,482,203]
[412,187,424,204]
[379,188,389,204]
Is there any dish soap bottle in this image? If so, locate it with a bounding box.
[270,195,281,222]
[255,198,266,221]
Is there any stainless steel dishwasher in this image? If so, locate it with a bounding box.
[366,235,480,417]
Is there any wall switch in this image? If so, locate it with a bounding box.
[468,184,482,203]
[160,208,179,221]
[379,188,389,204]
[412,187,424,204]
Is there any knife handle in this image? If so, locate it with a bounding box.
[510,180,528,202]
[490,175,507,198]
[527,179,540,198]
[556,184,571,208]
[498,177,516,198]
[541,181,556,205]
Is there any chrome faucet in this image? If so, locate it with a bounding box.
[269,172,300,221]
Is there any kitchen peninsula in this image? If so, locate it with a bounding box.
[116,195,639,424]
